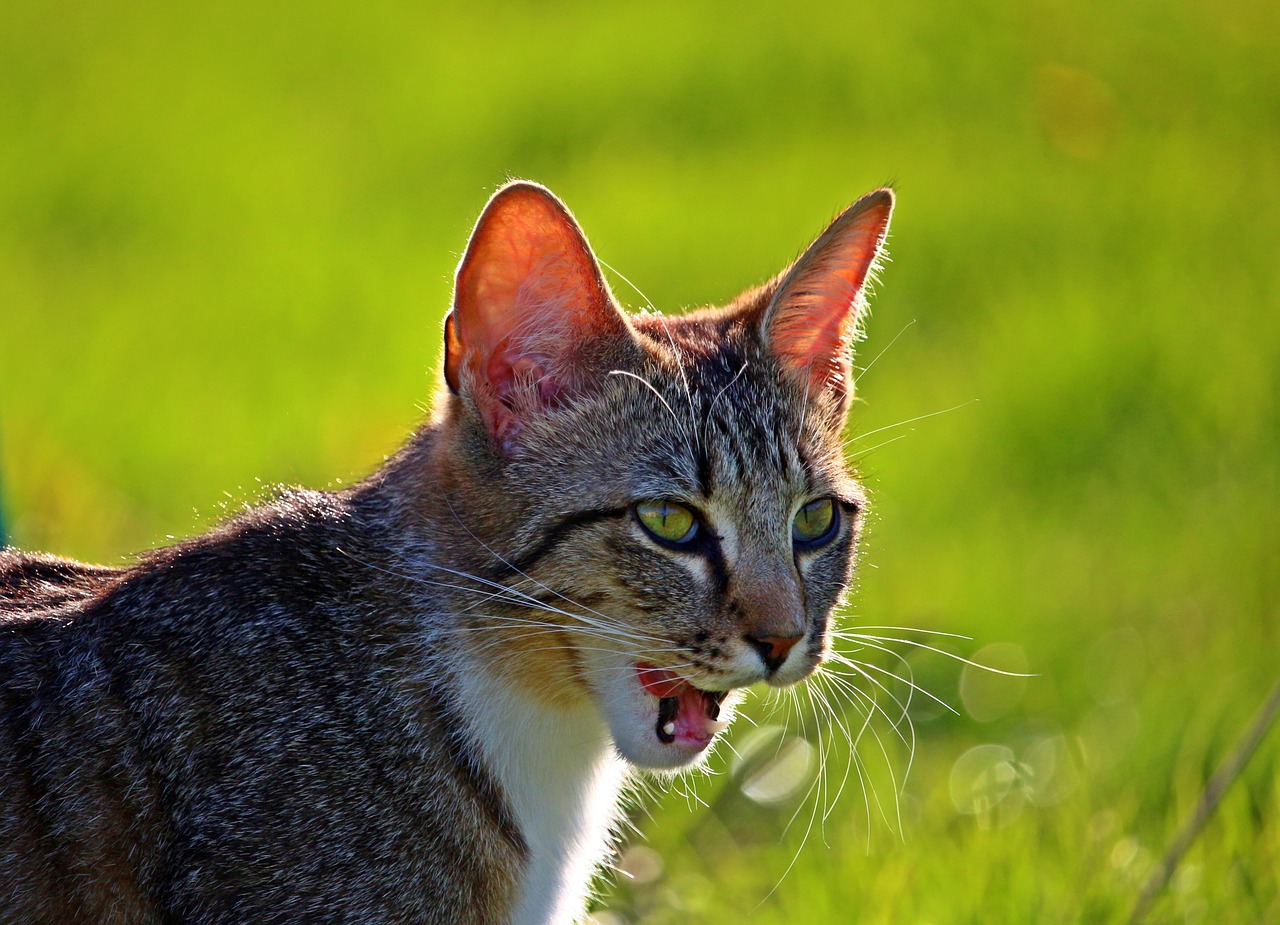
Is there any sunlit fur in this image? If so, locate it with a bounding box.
[0,181,894,925]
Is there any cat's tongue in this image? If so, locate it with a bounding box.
[636,663,728,751]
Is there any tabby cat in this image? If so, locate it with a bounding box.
[0,180,893,924]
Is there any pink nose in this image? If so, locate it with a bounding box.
[745,633,803,673]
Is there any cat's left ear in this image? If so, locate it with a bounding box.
[758,188,894,409]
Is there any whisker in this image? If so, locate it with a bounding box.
[841,634,1036,677]
[853,318,916,385]
[705,359,750,423]
[834,624,973,639]
[828,643,958,714]
[820,665,915,751]
[845,432,911,458]
[843,398,979,447]
[608,369,691,446]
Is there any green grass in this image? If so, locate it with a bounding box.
[2,0,1277,921]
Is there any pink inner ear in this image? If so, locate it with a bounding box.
[447,182,626,448]
[765,190,893,401]
[769,262,864,388]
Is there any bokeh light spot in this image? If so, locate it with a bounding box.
[950,743,1023,824]
[617,845,663,886]
[1023,733,1080,806]
[734,726,816,807]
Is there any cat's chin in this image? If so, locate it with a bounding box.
[605,701,734,771]
[612,724,714,771]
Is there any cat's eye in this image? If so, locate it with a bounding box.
[635,501,698,546]
[792,498,838,547]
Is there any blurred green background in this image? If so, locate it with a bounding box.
[2,0,1277,921]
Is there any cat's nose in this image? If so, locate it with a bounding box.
[744,632,804,674]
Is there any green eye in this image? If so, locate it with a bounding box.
[636,501,698,545]
[793,498,837,545]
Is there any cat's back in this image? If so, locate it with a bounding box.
[0,492,360,684]
[0,551,129,726]
[0,490,521,924]
[0,550,124,617]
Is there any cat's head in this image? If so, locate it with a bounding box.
[437,181,892,770]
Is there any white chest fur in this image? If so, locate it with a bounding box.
[460,667,630,925]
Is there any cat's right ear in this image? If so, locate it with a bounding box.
[445,181,632,451]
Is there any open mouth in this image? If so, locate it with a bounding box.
[636,662,730,752]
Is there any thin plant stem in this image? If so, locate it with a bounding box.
[1128,678,1280,925]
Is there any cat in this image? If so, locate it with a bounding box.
[0,180,893,925]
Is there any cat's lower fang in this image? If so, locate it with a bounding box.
[655,695,679,744]
[639,663,728,750]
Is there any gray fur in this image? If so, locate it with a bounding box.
[0,181,892,924]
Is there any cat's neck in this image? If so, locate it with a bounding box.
[365,424,630,923]
[371,411,533,560]
[458,647,629,925]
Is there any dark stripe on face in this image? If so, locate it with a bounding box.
[695,444,714,497]
[837,497,863,518]
[699,531,731,596]
[502,507,627,578]
[665,508,730,596]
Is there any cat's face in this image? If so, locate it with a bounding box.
[441,182,891,770]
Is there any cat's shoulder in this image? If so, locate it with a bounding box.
[0,487,373,623]
[0,549,124,616]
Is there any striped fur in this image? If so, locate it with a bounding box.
[0,181,892,924]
